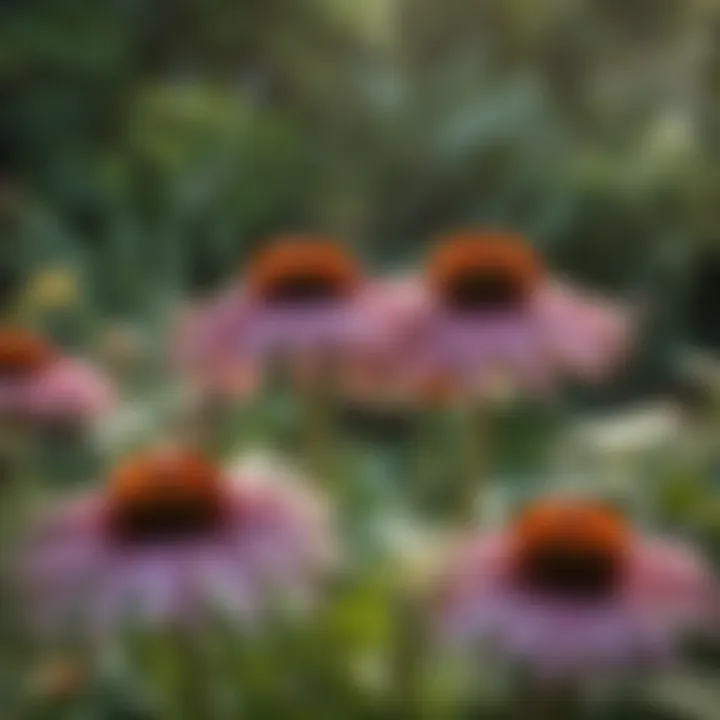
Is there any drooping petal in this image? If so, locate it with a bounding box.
[535,283,631,382]
[25,359,115,422]
[624,537,715,623]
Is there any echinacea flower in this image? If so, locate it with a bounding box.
[21,448,336,633]
[176,237,398,386]
[405,231,629,395]
[435,499,714,678]
[0,328,113,425]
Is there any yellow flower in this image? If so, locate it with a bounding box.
[23,267,80,310]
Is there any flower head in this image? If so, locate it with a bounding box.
[0,328,113,424]
[428,231,543,314]
[246,238,362,305]
[176,237,397,387]
[105,449,227,546]
[435,498,714,678]
[509,501,630,602]
[21,448,336,633]
[0,328,56,378]
[403,231,630,395]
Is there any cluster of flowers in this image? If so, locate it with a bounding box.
[8,230,716,690]
[178,230,627,399]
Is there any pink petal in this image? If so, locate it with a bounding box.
[624,537,715,622]
[25,359,115,421]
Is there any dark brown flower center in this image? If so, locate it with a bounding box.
[512,502,629,602]
[0,329,54,379]
[105,450,227,545]
[442,269,532,312]
[264,273,351,304]
[429,232,543,313]
[246,238,361,307]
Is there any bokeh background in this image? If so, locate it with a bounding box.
[2,1,720,718]
[2,0,720,371]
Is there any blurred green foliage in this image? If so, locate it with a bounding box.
[1,6,720,718]
[0,0,719,369]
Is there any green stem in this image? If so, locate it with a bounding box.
[516,678,584,720]
[169,629,217,720]
[409,408,433,515]
[297,365,338,486]
[456,401,488,526]
[0,421,35,533]
[389,588,427,720]
[0,422,39,713]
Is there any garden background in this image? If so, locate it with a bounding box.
[1,0,720,718]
